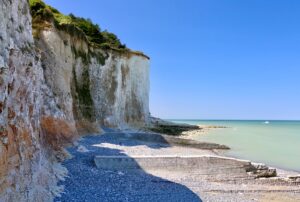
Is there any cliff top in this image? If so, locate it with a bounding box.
[29,0,149,59]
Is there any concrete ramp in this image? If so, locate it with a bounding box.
[94,155,277,179]
[94,155,250,169]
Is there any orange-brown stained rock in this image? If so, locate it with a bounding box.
[0,133,9,194]
[75,119,101,135]
[0,141,8,178]
[0,126,7,139]
[8,108,16,119]
[28,105,34,117]
[7,125,20,163]
[0,102,3,113]
[0,124,35,193]
[41,116,78,150]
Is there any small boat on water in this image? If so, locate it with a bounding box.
[264,121,270,124]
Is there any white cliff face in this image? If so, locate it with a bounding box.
[0,1,65,201]
[38,29,77,122]
[90,53,150,127]
[0,0,150,200]
[37,26,150,129]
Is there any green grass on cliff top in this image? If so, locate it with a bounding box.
[29,0,128,51]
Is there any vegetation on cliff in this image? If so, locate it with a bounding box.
[29,0,127,50]
[72,66,94,120]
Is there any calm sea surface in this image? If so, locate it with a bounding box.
[168,120,300,172]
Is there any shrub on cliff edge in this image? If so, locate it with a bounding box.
[29,0,127,50]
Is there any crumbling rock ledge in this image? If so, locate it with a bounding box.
[147,117,201,136]
[123,132,230,150]
[147,117,228,137]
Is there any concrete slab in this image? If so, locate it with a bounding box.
[94,155,255,178]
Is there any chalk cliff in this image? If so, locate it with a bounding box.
[36,25,150,129]
[0,0,70,201]
[0,0,150,201]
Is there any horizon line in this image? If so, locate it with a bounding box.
[164,118,300,121]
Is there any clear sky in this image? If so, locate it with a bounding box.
[44,0,300,120]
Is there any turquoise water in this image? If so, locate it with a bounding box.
[169,120,300,172]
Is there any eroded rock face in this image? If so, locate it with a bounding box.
[90,53,150,127]
[0,1,73,201]
[36,26,150,129]
[0,0,150,200]
[0,0,55,201]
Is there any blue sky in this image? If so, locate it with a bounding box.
[44,0,300,120]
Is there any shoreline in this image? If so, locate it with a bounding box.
[153,128,300,178]
[180,124,228,139]
[225,152,300,174]
[131,123,300,181]
[55,124,300,201]
[175,122,300,174]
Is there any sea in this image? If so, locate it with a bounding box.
[168,120,300,172]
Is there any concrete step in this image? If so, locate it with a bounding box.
[94,155,278,179]
[94,155,256,177]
